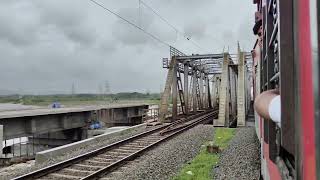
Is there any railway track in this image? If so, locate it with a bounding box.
[13,110,218,180]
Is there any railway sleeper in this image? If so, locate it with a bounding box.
[70,164,104,171]
[144,134,162,138]
[140,138,163,142]
[81,159,112,166]
[139,139,163,143]
[56,168,93,177]
[125,142,150,146]
[99,177,114,180]
[97,154,127,159]
[121,145,146,149]
[104,151,132,156]
[113,148,140,153]
[92,157,117,162]
[140,136,163,140]
[47,173,81,180]
[107,171,123,177]
[131,140,157,144]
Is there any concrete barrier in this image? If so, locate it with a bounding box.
[35,123,147,164]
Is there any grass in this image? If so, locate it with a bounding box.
[27,99,160,107]
[173,128,236,180]
[214,128,237,149]
[0,94,160,107]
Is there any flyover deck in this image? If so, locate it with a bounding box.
[0,104,147,119]
[0,104,149,141]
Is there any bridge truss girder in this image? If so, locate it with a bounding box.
[160,46,253,126]
[160,47,231,122]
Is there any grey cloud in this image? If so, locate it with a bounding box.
[222,30,235,45]
[112,7,155,46]
[34,0,98,45]
[97,39,117,53]
[159,0,217,11]
[0,2,40,46]
[236,14,255,51]
[0,0,256,94]
[184,20,207,39]
[63,25,98,45]
[33,0,86,27]
[0,0,97,47]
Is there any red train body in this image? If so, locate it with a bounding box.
[252,0,319,179]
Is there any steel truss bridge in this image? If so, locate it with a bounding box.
[160,45,253,127]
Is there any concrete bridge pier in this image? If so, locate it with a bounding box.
[211,75,221,109]
[192,68,198,112]
[184,62,189,115]
[215,49,250,127]
[237,51,246,127]
[199,71,204,110]
[216,53,230,126]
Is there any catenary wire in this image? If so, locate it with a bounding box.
[140,0,205,50]
[89,0,171,47]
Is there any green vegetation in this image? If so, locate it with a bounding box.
[214,128,237,149]
[0,92,160,107]
[173,128,236,180]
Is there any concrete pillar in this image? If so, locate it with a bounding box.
[206,75,211,108]
[0,125,3,158]
[245,68,249,113]
[203,75,207,108]
[192,69,198,112]
[237,52,246,126]
[216,53,229,126]
[212,75,221,109]
[199,72,204,109]
[172,62,178,120]
[225,70,230,126]
[184,63,189,114]
[230,68,237,118]
[246,68,251,114]
[159,57,176,122]
[212,78,217,109]
[216,76,221,107]
[204,75,209,108]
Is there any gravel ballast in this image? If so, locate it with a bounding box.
[0,125,161,180]
[101,124,214,180]
[2,126,260,180]
[213,127,260,180]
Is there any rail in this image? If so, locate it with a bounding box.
[12,110,217,180]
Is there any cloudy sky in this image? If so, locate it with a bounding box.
[0,0,255,95]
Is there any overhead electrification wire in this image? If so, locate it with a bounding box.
[140,0,179,33]
[140,0,205,50]
[89,0,171,47]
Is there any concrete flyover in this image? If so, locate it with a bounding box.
[0,104,148,157]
